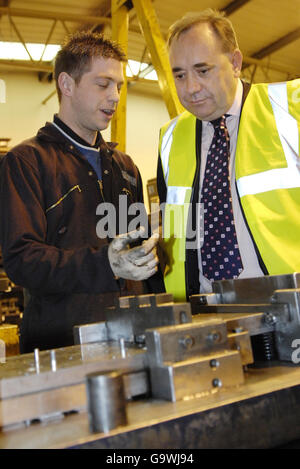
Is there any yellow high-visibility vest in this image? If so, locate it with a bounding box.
[159,79,300,301]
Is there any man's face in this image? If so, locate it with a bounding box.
[62,56,124,143]
[169,23,242,121]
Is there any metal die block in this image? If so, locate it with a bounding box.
[0,370,149,429]
[0,383,86,429]
[145,319,229,367]
[106,294,192,343]
[123,370,149,400]
[149,350,244,402]
[0,342,146,400]
[73,321,108,345]
[223,312,276,336]
[212,274,300,304]
[227,330,254,366]
[271,289,300,361]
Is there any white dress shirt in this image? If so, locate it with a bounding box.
[198,79,264,293]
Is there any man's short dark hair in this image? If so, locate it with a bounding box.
[54,31,127,101]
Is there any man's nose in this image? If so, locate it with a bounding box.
[186,74,202,95]
[108,84,121,104]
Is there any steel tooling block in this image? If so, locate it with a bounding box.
[0,342,146,400]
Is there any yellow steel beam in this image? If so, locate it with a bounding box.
[111,0,129,152]
[8,15,34,62]
[131,0,184,118]
[0,6,112,25]
[0,59,53,73]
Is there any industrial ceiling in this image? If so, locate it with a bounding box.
[0,0,299,89]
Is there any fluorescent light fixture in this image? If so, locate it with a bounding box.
[0,45,158,81]
[0,42,61,61]
[143,69,158,81]
[126,59,158,81]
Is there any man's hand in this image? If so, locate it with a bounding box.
[108,227,159,281]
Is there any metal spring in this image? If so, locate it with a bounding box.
[251,332,278,361]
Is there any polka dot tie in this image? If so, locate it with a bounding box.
[201,115,243,281]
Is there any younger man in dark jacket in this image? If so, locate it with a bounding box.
[0,32,163,352]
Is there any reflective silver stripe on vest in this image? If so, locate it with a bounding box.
[166,186,190,205]
[237,82,300,197]
[160,116,179,184]
[161,117,192,205]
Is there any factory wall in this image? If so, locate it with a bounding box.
[0,71,169,209]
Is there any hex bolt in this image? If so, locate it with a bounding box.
[179,335,195,349]
[198,296,207,305]
[135,334,146,344]
[212,378,222,388]
[179,311,189,324]
[210,359,220,369]
[263,312,277,326]
[207,331,221,343]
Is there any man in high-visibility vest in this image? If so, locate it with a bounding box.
[157,8,300,301]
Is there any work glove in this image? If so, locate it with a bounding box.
[108,227,159,281]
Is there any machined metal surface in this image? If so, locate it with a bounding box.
[0,342,146,399]
[145,318,244,401]
[0,341,147,428]
[227,329,254,365]
[1,364,300,449]
[145,319,229,366]
[1,275,300,448]
[106,293,192,343]
[272,289,300,361]
[150,349,244,401]
[211,273,300,304]
[74,293,192,346]
[191,274,300,364]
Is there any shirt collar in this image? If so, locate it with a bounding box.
[226,78,243,117]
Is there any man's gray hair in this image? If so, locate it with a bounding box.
[167,8,239,53]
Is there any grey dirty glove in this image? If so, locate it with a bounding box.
[108,227,159,281]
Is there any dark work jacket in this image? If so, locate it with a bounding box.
[156,81,267,299]
[0,123,164,352]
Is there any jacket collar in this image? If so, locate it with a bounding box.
[53,114,102,149]
[36,121,117,159]
[241,80,251,107]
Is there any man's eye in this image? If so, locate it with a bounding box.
[198,68,210,75]
[175,73,185,80]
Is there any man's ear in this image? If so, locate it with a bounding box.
[57,72,74,98]
[232,49,243,78]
